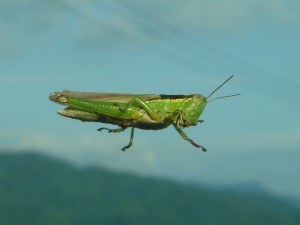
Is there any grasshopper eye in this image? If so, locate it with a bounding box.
[49,92,62,102]
[192,95,199,102]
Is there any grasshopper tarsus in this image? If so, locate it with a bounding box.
[191,120,204,126]
[121,127,135,151]
[97,127,109,132]
[188,139,207,152]
[97,127,125,133]
[121,144,131,151]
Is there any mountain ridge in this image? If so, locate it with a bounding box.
[0,151,299,225]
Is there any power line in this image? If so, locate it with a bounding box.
[56,0,299,101]
[106,0,300,101]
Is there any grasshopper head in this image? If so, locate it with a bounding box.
[49,90,70,105]
[183,95,207,126]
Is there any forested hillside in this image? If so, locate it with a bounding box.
[0,152,299,225]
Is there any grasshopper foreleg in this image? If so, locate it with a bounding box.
[193,120,204,126]
[121,127,135,151]
[172,124,207,152]
[97,127,126,133]
[190,120,204,126]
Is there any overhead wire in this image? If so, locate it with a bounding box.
[55,0,299,101]
[107,0,300,101]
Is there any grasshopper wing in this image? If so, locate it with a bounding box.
[49,90,162,103]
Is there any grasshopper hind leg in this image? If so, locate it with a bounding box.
[97,126,135,151]
[172,124,207,152]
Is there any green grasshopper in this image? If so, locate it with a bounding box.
[49,76,239,151]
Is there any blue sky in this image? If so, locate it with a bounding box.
[1,0,300,199]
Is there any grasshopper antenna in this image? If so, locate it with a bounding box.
[206,75,240,102]
[207,93,240,102]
